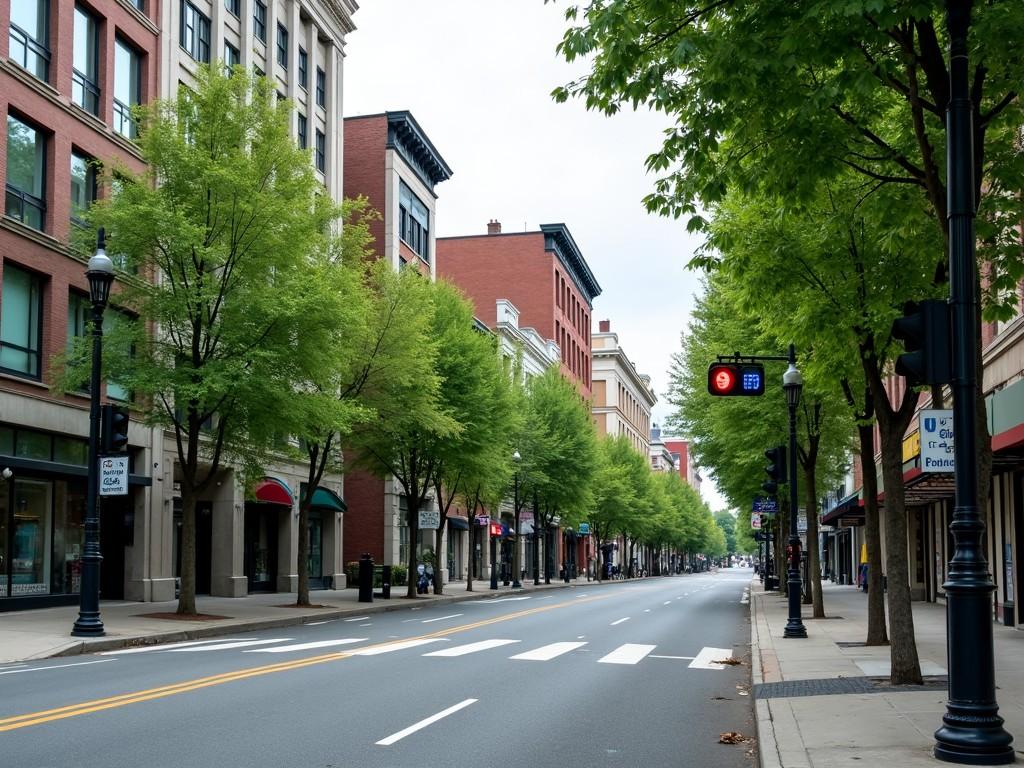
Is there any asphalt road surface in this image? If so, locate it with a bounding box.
[0,568,757,768]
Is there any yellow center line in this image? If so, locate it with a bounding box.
[0,591,614,732]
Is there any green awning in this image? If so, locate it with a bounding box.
[310,486,347,512]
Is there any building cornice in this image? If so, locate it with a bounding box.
[386,111,453,191]
[592,346,657,407]
[540,223,601,303]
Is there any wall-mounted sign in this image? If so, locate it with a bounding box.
[419,510,440,529]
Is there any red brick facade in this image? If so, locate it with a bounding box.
[342,115,387,259]
[0,0,157,407]
[436,225,599,399]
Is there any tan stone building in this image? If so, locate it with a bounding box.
[591,320,656,455]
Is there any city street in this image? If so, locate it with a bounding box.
[0,571,755,768]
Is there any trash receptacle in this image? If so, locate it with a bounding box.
[358,553,374,603]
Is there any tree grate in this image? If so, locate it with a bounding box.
[754,676,948,699]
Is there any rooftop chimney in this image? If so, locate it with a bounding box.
[487,219,502,235]
[598,320,610,333]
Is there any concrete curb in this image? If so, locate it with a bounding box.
[751,582,782,768]
[49,579,600,659]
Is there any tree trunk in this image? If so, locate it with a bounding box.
[859,424,889,646]
[434,526,445,595]
[406,494,420,599]
[804,462,825,618]
[177,491,197,615]
[878,419,923,685]
[297,497,311,606]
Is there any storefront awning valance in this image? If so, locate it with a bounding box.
[821,491,863,526]
[253,477,293,506]
[310,486,346,512]
[447,516,469,530]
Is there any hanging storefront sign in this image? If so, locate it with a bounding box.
[920,409,954,473]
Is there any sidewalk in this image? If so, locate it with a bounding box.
[0,576,598,664]
[751,580,1024,767]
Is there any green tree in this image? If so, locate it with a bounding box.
[714,510,737,556]
[429,282,520,595]
[72,67,338,615]
[521,368,597,583]
[589,435,647,580]
[347,274,458,600]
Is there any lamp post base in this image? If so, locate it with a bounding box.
[935,709,1014,765]
[783,620,807,639]
[71,616,105,637]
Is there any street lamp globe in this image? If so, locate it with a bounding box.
[513,450,521,463]
[782,362,803,408]
[86,228,115,308]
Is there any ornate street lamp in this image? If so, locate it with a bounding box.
[72,229,115,637]
[782,348,806,639]
[511,450,522,589]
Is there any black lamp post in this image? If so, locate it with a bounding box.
[533,491,540,586]
[933,1,1014,762]
[72,229,115,637]
[782,346,806,639]
[511,450,522,589]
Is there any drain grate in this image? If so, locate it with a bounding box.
[755,676,948,699]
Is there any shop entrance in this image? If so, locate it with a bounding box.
[245,504,280,592]
[307,509,324,590]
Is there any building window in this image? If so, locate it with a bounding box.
[254,1,267,43]
[113,39,141,138]
[0,263,43,379]
[70,152,97,227]
[224,40,240,74]
[180,1,211,63]
[298,48,307,90]
[133,0,145,9]
[316,67,325,107]
[315,129,325,172]
[276,24,288,68]
[297,113,307,150]
[72,5,100,116]
[225,0,240,17]
[5,116,46,231]
[399,181,430,262]
[9,0,50,83]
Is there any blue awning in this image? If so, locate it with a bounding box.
[447,516,469,530]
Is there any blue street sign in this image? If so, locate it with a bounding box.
[753,497,778,514]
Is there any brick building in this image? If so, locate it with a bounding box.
[342,110,452,571]
[0,0,159,608]
[437,220,601,399]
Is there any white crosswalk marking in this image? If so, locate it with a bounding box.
[100,638,250,655]
[510,642,586,661]
[610,617,629,626]
[244,638,367,653]
[598,644,657,665]
[688,646,734,670]
[167,638,292,652]
[350,638,446,656]
[423,639,520,657]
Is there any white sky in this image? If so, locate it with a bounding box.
[343,0,727,512]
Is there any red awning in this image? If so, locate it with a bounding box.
[253,477,293,506]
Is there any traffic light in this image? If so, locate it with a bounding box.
[707,362,765,396]
[891,299,952,386]
[101,404,130,453]
[762,445,786,495]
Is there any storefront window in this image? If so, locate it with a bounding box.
[51,481,84,593]
[0,491,6,597]
[53,436,87,466]
[11,479,51,595]
[15,429,49,460]
[0,426,13,455]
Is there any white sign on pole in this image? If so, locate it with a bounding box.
[751,512,762,530]
[418,510,440,530]
[920,409,955,473]
[99,455,129,496]
[797,511,807,534]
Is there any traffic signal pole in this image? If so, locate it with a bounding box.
[933,1,1013,762]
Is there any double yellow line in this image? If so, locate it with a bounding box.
[0,592,612,732]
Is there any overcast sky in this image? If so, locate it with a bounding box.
[343,0,727,512]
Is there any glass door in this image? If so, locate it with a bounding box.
[307,512,323,588]
[11,479,51,596]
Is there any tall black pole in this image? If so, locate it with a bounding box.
[934,2,1013,762]
[72,288,106,636]
[783,344,806,638]
[489,529,499,590]
[512,472,521,588]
